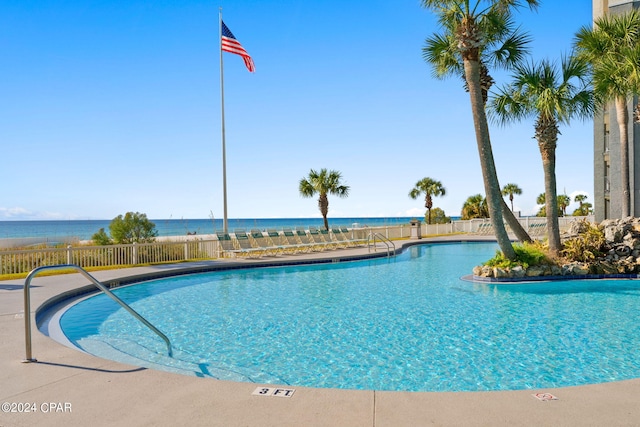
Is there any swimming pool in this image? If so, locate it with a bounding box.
[53,242,640,392]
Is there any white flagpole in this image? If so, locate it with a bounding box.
[219,7,229,233]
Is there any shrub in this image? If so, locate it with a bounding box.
[484,241,551,269]
[560,221,605,262]
[91,228,112,245]
[428,207,451,224]
[92,212,158,245]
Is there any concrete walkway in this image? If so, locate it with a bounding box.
[2,236,640,426]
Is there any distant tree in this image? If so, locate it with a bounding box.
[409,177,446,224]
[573,202,593,216]
[536,193,547,217]
[535,193,569,218]
[461,194,489,220]
[572,194,592,216]
[92,212,158,245]
[91,228,112,245]
[429,207,451,224]
[501,183,522,212]
[299,168,349,230]
[558,194,571,217]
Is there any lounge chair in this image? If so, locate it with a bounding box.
[476,222,493,235]
[307,226,336,250]
[339,226,367,247]
[215,232,243,258]
[295,227,323,251]
[250,229,282,256]
[316,227,341,249]
[528,222,547,237]
[315,227,342,249]
[234,229,264,258]
[266,229,297,254]
[330,227,353,248]
[282,228,311,253]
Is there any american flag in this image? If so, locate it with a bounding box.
[221,21,255,73]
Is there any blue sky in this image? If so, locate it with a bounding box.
[1,1,594,221]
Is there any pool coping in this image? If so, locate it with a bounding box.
[3,234,640,426]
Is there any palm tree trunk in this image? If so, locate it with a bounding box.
[319,194,329,230]
[463,59,515,259]
[616,96,630,218]
[501,199,532,243]
[425,195,433,224]
[540,144,561,255]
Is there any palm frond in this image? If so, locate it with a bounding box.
[423,33,463,78]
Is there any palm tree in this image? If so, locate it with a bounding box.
[575,10,640,218]
[536,193,547,217]
[574,202,592,216]
[461,194,489,220]
[422,0,539,259]
[573,193,590,216]
[557,194,571,217]
[299,168,349,230]
[490,54,593,255]
[409,178,446,224]
[574,193,587,213]
[501,183,522,212]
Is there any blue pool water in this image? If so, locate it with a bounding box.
[57,242,640,392]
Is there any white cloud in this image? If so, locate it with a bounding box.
[0,207,33,218]
[0,207,77,220]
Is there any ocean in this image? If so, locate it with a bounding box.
[0,217,416,241]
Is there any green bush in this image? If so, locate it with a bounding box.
[91,228,112,245]
[428,207,451,224]
[484,241,551,269]
[92,212,158,245]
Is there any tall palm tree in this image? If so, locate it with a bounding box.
[461,194,489,220]
[501,183,522,212]
[575,10,640,218]
[423,2,533,244]
[409,177,446,224]
[490,54,593,255]
[299,168,349,230]
[422,0,539,259]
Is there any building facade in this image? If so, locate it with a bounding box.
[593,0,640,221]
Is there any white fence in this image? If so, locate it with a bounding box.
[363,216,593,240]
[0,240,219,276]
[0,216,593,276]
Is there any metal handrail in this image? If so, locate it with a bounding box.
[367,232,396,257]
[23,264,172,362]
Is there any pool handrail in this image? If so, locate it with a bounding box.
[23,264,172,362]
[367,232,396,256]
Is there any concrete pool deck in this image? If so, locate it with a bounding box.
[2,235,640,426]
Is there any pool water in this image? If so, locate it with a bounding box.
[58,242,640,392]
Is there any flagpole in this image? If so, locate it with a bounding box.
[219,7,229,233]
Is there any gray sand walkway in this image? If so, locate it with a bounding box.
[2,236,640,426]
